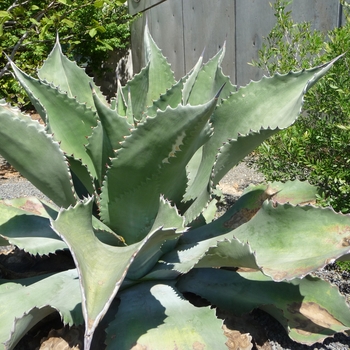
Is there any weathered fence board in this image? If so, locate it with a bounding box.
[129,0,344,86]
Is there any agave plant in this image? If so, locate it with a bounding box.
[0,26,350,349]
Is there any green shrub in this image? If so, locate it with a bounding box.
[0,0,131,108]
[251,0,350,213]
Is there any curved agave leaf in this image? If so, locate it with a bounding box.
[180,182,350,281]
[182,50,204,104]
[184,57,341,220]
[0,196,58,218]
[92,89,132,150]
[145,78,184,117]
[0,197,122,254]
[105,282,226,349]
[87,89,132,185]
[231,201,350,281]
[51,198,166,350]
[38,36,107,108]
[181,181,320,245]
[146,232,260,279]
[142,23,176,107]
[186,43,236,106]
[212,128,276,185]
[0,198,65,255]
[10,63,98,180]
[123,64,150,122]
[246,180,320,205]
[0,269,82,350]
[115,80,127,117]
[85,121,114,188]
[121,23,176,123]
[0,101,76,208]
[177,269,350,345]
[145,51,205,117]
[66,156,95,197]
[157,184,350,281]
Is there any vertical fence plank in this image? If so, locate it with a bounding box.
[235,0,275,86]
[291,0,342,30]
[182,0,236,82]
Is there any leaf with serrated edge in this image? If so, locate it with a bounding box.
[0,269,82,350]
[146,78,184,118]
[51,197,165,349]
[122,64,150,122]
[67,156,95,197]
[85,121,114,187]
[182,51,204,105]
[38,36,107,108]
[0,200,65,255]
[143,23,176,107]
[212,128,276,185]
[105,282,226,349]
[177,269,350,345]
[146,231,259,278]
[232,201,350,281]
[184,57,342,220]
[186,43,235,106]
[0,101,76,208]
[151,191,350,282]
[263,180,319,205]
[92,89,131,150]
[180,185,275,245]
[10,63,98,179]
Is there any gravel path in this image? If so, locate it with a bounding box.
[0,177,48,200]
[1,157,350,349]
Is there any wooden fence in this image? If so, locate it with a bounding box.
[128,0,344,86]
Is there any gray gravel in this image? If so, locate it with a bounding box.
[1,156,350,349]
[0,177,48,200]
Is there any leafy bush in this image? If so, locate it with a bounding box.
[251,0,350,213]
[0,25,350,349]
[0,0,131,107]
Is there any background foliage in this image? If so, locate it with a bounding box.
[251,0,350,213]
[0,0,131,107]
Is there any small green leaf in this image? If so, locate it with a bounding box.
[61,18,74,27]
[0,11,11,19]
[97,39,113,51]
[89,28,97,38]
[29,18,40,26]
[93,0,104,8]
